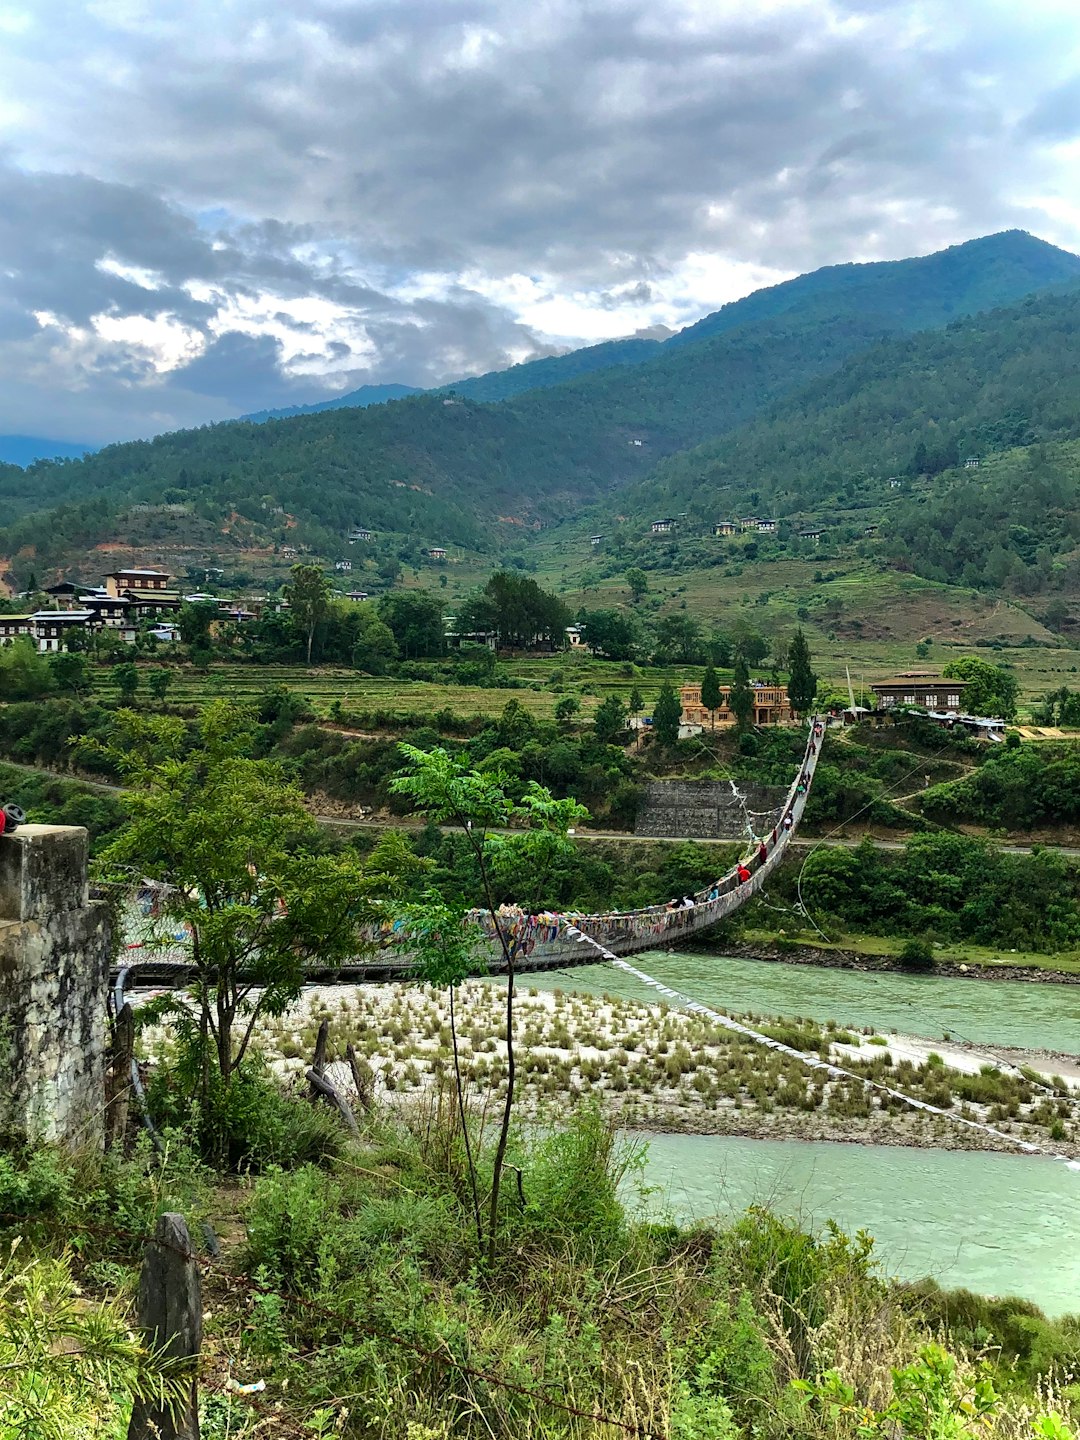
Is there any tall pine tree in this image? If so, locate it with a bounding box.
[700,664,722,731]
[729,652,753,732]
[787,628,817,716]
[653,682,682,747]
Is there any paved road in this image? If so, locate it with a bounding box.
[4,755,1079,858]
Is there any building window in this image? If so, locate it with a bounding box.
[947,694,961,708]
[904,694,916,705]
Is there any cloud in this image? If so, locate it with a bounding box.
[1,0,1080,440]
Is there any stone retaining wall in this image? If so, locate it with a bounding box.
[635,780,788,839]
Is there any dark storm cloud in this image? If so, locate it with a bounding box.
[0,0,1077,440]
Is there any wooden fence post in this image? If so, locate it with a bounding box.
[128,1212,202,1440]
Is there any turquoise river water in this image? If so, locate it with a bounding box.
[524,950,1080,1312]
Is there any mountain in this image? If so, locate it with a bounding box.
[3,231,1080,576]
[241,383,421,423]
[606,284,1080,593]
[0,435,93,466]
[664,230,1080,349]
[243,336,668,424]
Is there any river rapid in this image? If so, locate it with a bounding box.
[526,950,1080,1313]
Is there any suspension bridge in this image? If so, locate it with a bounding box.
[115,717,823,987]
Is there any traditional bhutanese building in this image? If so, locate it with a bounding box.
[680,681,793,727]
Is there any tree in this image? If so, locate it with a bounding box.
[787,628,817,716]
[733,629,770,665]
[114,662,139,701]
[576,608,637,660]
[653,682,682,747]
[942,656,1020,720]
[554,695,580,726]
[628,685,644,716]
[147,667,172,702]
[655,613,704,664]
[593,694,627,744]
[458,571,568,650]
[0,638,53,700]
[285,563,333,665]
[378,591,445,658]
[177,599,218,650]
[700,663,723,732]
[50,651,89,697]
[625,567,648,602]
[729,652,754,731]
[84,702,404,1156]
[391,747,587,1264]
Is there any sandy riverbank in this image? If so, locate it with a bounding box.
[192,980,1080,1159]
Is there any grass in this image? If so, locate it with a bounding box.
[738,926,1080,976]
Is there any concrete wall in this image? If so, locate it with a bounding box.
[0,825,110,1149]
[635,779,788,840]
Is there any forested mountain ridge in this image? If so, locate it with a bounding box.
[237,230,1080,424]
[2,230,1080,581]
[665,229,1080,349]
[597,286,1080,597]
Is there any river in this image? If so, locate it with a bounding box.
[526,949,1080,1055]
[525,949,1080,1312]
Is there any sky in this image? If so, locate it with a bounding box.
[3,0,1080,445]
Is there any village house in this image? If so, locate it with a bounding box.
[427,547,448,560]
[349,527,374,542]
[281,545,298,558]
[335,559,352,572]
[0,615,33,645]
[963,456,980,469]
[680,680,793,729]
[870,673,967,711]
[756,519,777,535]
[590,534,605,547]
[345,590,370,603]
[104,568,181,620]
[799,527,823,542]
[651,517,676,534]
[28,610,95,653]
[713,520,738,537]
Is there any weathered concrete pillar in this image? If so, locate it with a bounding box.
[0,824,110,1149]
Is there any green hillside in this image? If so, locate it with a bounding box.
[609,287,1080,598]
[665,229,1080,349]
[3,231,1080,585]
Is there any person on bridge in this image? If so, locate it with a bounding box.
[736,863,752,884]
[757,840,768,866]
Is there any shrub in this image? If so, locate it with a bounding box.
[899,937,936,971]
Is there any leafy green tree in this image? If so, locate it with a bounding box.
[700,663,723,731]
[729,652,754,731]
[286,562,333,665]
[85,702,404,1151]
[49,651,89,697]
[628,685,644,716]
[0,638,53,700]
[652,682,682,747]
[114,661,139,701]
[786,629,817,716]
[655,613,704,663]
[576,608,637,660]
[177,599,218,650]
[378,590,445,658]
[593,694,627,744]
[391,746,587,1264]
[625,567,648,602]
[733,630,770,666]
[942,656,1020,719]
[459,571,568,650]
[147,667,172,701]
[554,695,580,726]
